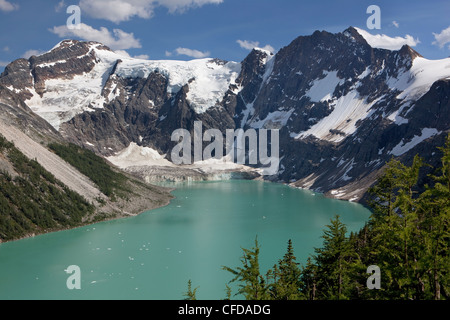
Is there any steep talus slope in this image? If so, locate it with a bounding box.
[0,122,103,203]
[0,134,95,242]
[0,84,103,203]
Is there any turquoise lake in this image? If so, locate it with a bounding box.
[0,180,371,300]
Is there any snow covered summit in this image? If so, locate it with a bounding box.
[1,27,449,202]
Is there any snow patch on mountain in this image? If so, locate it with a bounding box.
[24,42,242,130]
[261,52,276,85]
[25,43,115,130]
[389,128,441,156]
[250,109,294,129]
[293,90,380,143]
[107,142,173,169]
[389,57,450,101]
[113,56,241,113]
[27,68,109,130]
[305,70,344,102]
[107,142,259,175]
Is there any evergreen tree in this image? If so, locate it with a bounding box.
[299,257,317,300]
[222,237,268,300]
[416,135,450,299]
[220,135,450,300]
[266,239,303,300]
[362,135,450,299]
[183,279,198,300]
[313,215,353,299]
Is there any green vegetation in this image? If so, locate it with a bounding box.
[183,280,199,300]
[0,135,95,242]
[215,134,450,300]
[48,142,130,199]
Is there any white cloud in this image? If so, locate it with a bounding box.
[79,0,153,23]
[0,0,18,12]
[55,0,66,12]
[0,61,9,67]
[354,27,420,50]
[165,50,173,57]
[237,40,259,50]
[22,49,44,59]
[79,0,223,23]
[237,39,274,52]
[392,21,399,28]
[115,49,149,60]
[114,50,131,57]
[50,23,141,50]
[173,47,210,58]
[162,0,223,13]
[134,54,150,60]
[433,26,450,49]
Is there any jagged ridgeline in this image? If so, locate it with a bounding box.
[1,27,449,202]
[0,135,94,242]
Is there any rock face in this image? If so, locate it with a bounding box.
[1,27,450,202]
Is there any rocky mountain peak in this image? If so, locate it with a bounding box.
[342,26,369,44]
[1,27,449,203]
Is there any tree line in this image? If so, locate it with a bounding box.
[48,142,130,200]
[0,135,95,242]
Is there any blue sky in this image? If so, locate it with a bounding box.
[1,0,450,72]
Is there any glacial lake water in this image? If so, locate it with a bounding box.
[0,180,371,300]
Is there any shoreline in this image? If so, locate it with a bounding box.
[0,166,258,244]
[0,174,176,245]
[0,189,175,245]
[0,166,373,245]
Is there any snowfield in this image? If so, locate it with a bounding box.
[15,36,450,150]
[388,56,450,101]
[293,90,381,143]
[114,56,242,113]
[389,128,441,156]
[24,42,242,129]
[305,70,344,103]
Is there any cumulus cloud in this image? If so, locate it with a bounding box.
[22,49,45,59]
[134,54,150,59]
[433,26,450,49]
[55,0,66,12]
[174,47,210,58]
[50,23,141,50]
[0,0,18,12]
[115,49,149,60]
[162,0,223,13]
[236,40,259,50]
[79,0,223,23]
[354,27,420,50]
[237,39,274,52]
